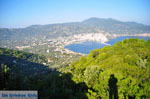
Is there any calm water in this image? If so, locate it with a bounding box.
[65,36,150,54]
[106,36,150,45]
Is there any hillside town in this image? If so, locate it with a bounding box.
[14,32,150,55]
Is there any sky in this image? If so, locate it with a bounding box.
[0,0,150,28]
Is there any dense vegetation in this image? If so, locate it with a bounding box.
[0,38,150,99]
[0,48,52,75]
[0,48,87,98]
[64,38,150,98]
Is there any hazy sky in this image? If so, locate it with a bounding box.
[0,0,150,28]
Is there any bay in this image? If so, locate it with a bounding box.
[65,36,150,54]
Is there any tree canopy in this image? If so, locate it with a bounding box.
[66,38,150,99]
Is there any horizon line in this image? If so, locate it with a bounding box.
[0,17,149,29]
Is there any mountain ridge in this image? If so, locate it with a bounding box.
[1,17,150,34]
[25,18,150,28]
[1,17,149,29]
[0,17,150,48]
[25,18,150,29]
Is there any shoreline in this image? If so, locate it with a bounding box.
[63,33,150,55]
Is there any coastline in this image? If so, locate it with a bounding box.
[63,33,150,55]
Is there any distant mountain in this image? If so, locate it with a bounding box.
[82,17,146,27]
[82,17,150,33]
[0,17,150,45]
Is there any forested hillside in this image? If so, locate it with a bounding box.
[0,38,150,99]
[64,38,150,98]
[0,48,53,75]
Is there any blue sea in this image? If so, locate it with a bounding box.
[65,36,150,54]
